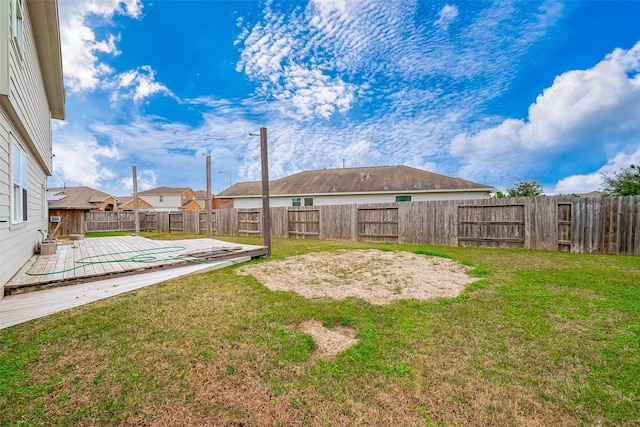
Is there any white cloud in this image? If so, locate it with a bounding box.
[58,0,143,92]
[235,5,357,120]
[451,41,640,183]
[52,134,119,188]
[554,147,640,194]
[434,5,459,29]
[120,169,157,193]
[112,66,173,102]
[235,0,561,124]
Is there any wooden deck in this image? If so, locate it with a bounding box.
[4,236,267,296]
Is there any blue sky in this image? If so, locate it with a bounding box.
[51,0,640,196]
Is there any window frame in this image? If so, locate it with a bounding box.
[291,197,301,207]
[12,0,25,54]
[395,195,412,202]
[304,197,314,206]
[11,141,28,224]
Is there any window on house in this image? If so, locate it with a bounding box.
[304,197,314,206]
[291,197,301,207]
[159,195,164,202]
[12,142,28,223]
[182,195,186,203]
[12,0,25,53]
[395,195,412,202]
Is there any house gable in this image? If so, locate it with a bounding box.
[118,197,153,211]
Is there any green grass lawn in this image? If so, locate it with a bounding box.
[1,235,639,426]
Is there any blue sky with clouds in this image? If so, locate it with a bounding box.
[51,0,640,196]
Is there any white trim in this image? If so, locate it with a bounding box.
[10,136,28,224]
[0,0,9,94]
[11,0,24,56]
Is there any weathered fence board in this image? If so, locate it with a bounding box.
[238,209,261,236]
[319,204,355,240]
[357,205,399,243]
[458,203,525,248]
[80,195,640,256]
[557,202,572,252]
[271,207,289,238]
[198,210,217,235]
[288,208,320,239]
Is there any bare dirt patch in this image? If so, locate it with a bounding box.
[238,249,479,358]
[238,249,478,305]
[298,320,358,360]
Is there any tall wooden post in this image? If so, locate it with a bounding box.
[206,155,212,239]
[132,166,140,236]
[260,127,271,257]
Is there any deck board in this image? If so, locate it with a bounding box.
[0,256,252,329]
[5,236,267,296]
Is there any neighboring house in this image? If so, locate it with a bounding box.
[195,190,216,209]
[217,165,495,208]
[117,196,153,211]
[137,186,200,211]
[576,191,604,198]
[0,0,65,297]
[194,189,229,209]
[47,186,119,236]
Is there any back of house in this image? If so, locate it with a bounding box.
[0,0,65,298]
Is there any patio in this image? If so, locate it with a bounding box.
[4,235,267,296]
[0,236,266,329]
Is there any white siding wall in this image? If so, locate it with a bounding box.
[7,0,53,174]
[0,2,54,297]
[144,194,183,211]
[0,110,47,296]
[232,191,491,208]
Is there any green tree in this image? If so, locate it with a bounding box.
[506,180,544,197]
[602,164,640,196]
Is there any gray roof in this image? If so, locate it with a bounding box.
[218,165,494,198]
[138,186,192,196]
[48,186,116,210]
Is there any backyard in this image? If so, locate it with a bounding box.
[1,233,639,426]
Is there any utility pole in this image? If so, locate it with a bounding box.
[132,166,140,236]
[206,155,212,239]
[250,127,271,257]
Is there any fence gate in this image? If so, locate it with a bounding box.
[169,212,184,233]
[357,207,399,243]
[143,212,157,231]
[238,210,261,236]
[557,202,572,252]
[288,209,319,239]
[458,204,525,248]
[198,211,217,235]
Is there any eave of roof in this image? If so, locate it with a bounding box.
[138,186,192,196]
[28,0,65,120]
[218,165,495,198]
[227,187,495,199]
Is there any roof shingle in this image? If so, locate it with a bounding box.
[218,165,494,197]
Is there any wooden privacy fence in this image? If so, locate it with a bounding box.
[81,195,640,255]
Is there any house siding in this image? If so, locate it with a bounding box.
[120,198,153,211]
[0,1,57,298]
[232,191,491,208]
[1,111,48,295]
[5,0,53,174]
[145,194,182,211]
[140,189,199,211]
